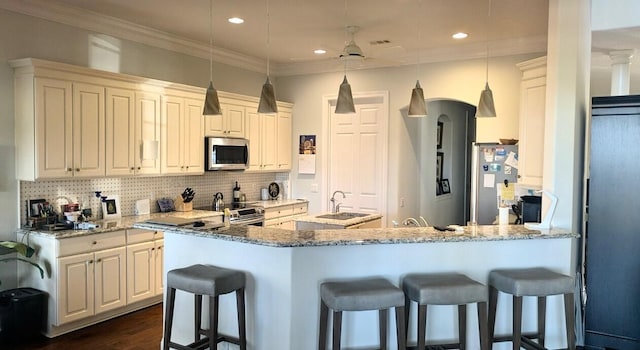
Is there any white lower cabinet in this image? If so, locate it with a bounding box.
[126,229,164,303]
[56,231,127,325]
[264,202,308,229]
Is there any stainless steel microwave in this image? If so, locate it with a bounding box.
[205,137,249,170]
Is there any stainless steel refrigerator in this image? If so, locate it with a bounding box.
[470,143,519,225]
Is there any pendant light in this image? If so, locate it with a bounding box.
[407,0,427,117]
[335,1,356,114]
[203,0,221,115]
[258,0,278,114]
[476,0,496,118]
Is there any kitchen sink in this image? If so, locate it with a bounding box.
[315,212,370,220]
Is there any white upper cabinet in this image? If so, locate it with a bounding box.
[246,103,293,172]
[516,56,547,188]
[161,94,204,175]
[204,102,246,137]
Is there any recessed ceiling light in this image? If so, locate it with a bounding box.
[228,17,244,24]
[452,32,468,39]
[314,49,327,55]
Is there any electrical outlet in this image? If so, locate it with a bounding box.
[400,197,405,207]
[310,183,319,193]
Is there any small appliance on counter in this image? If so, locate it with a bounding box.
[213,192,224,211]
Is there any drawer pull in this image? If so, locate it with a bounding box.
[92,241,97,245]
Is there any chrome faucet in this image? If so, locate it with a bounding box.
[402,218,421,227]
[330,190,346,213]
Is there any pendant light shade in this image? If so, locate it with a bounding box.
[203,81,222,115]
[335,75,356,114]
[476,82,496,118]
[203,0,221,115]
[408,80,427,117]
[258,76,278,113]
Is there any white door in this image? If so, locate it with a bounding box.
[57,252,94,324]
[126,241,155,303]
[106,87,135,176]
[327,92,388,224]
[154,239,164,296]
[72,83,105,177]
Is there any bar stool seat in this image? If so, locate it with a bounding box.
[319,278,406,350]
[488,267,575,350]
[163,264,247,350]
[402,272,489,350]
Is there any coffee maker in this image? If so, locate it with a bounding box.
[519,195,542,223]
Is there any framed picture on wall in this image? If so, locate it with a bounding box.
[441,179,451,194]
[436,152,444,182]
[436,180,443,195]
[437,122,443,149]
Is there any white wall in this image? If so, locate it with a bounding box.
[277,54,541,222]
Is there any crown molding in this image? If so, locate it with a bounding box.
[0,0,266,74]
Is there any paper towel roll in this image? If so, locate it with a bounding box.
[499,207,510,225]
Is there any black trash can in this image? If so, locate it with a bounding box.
[0,288,46,343]
[520,195,542,223]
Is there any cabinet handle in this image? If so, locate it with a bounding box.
[97,258,102,263]
[88,260,93,264]
[151,247,155,251]
[92,241,97,245]
[67,167,72,172]
[130,167,135,171]
[75,168,80,172]
[186,166,189,169]
[153,231,158,235]
[137,166,141,170]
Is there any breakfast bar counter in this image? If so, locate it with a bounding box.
[132,222,578,350]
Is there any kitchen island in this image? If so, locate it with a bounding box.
[133,221,578,350]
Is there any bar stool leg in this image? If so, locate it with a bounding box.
[564,293,575,350]
[318,301,329,350]
[404,296,411,340]
[395,305,406,350]
[477,301,488,350]
[458,304,467,350]
[332,310,343,350]
[195,294,202,341]
[379,309,388,350]
[236,288,247,350]
[417,304,427,350]
[210,295,219,350]
[513,295,523,350]
[488,285,498,344]
[163,287,176,350]
[538,296,546,347]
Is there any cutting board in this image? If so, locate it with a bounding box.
[144,217,197,226]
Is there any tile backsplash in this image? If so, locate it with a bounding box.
[20,172,290,223]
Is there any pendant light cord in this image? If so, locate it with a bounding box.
[416,0,421,77]
[485,0,491,83]
[266,0,271,77]
[343,0,348,76]
[209,0,213,81]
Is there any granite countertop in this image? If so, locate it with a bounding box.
[18,210,223,239]
[251,198,308,209]
[294,212,383,227]
[132,221,579,248]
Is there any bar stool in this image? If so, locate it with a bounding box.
[163,264,247,350]
[488,267,575,350]
[318,277,406,350]
[402,272,489,350]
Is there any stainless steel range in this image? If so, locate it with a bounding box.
[195,203,264,226]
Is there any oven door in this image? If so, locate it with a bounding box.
[230,216,264,226]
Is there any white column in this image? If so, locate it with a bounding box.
[609,50,635,95]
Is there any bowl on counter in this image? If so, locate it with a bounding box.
[499,138,519,145]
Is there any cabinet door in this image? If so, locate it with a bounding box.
[94,246,126,314]
[518,76,546,186]
[35,78,73,178]
[261,113,278,171]
[276,110,292,170]
[126,241,155,303]
[135,91,161,175]
[58,252,94,325]
[184,98,204,174]
[106,87,136,176]
[72,83,105,177]
[224,103,246,137]
[246,110,262,171]
[154,239,164,296]
[161,96,184,174]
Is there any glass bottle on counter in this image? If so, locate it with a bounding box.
[233,181,241,203]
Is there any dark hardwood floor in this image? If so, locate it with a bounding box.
[5,304,163,350]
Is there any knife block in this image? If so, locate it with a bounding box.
[174,196,193,212]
